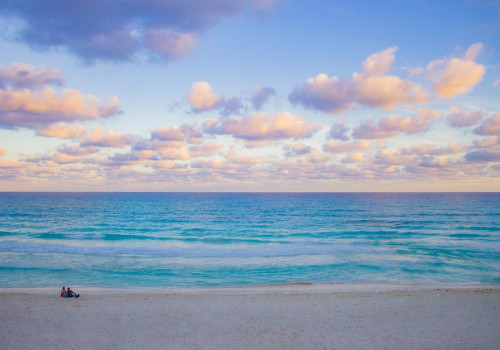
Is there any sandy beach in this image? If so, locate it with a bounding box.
[1,285,499,350]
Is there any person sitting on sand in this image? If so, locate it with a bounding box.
[66,287,80,298]
[60,287,66,298]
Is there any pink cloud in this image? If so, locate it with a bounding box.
[289,47,428,113]
[401,143,467,156]
[0,87,120,129]
[144,29,197,61]
[225,151,263,165]
[474,136,498,148]
[0,63,65,89]
[289,73,353,113]
[324,140,371,153]
[149,124,204,145]
[57,144,100,156]
[151,126,185,141]
[374,149,414,166]
[188,143,224,157]
[188,82,223,111]
[361,47,397,76]
[191,158,234,170]
[352,74,428,109]
[342,153,365,163]
[187,81,244,116]
[159,147,190,161]
[0,147,6,157]
[446,106,482,127]
[352,109,441,139]
[427,43,485,98]
[0,63,120,129]
[154,160,178,169]
[36,123,86,139]
[0,159,24,169]
[474,114,500,135]
[204,112,319,141]
[24,152,83,165]
[151,139,185,151]
[80,127,136,148]
[181,124,204,144]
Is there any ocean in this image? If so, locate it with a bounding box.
[0,192,499,288]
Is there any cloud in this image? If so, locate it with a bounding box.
[401,142,467,156]
[474,114,500,135]
[79,127,136,148]
[226,151,263,165]
[289,73,352,113]
[151,126,185,141]
[374,149,414,166]
[252,86,276,109]
[324,140,371,153]
[188,143,224,157]
[0,63,65,89]
[289,47,428,114]
[0,63,120,129]
[204,112,319,141]
[464,42,484,61]
[427,43,485,98]
[361,47,397,76]
[220,97,245,116]
[187,81,244,116]
[0,87,120,129]
[188,81,222,111]
[150,123,205,145]
[284,143,313,157]
[0,147,6,157]
[181,124,204,144]
[130,139,190,165]
[144,29,197,61]
[473,136,498,149]
[1,0,276,63]
[328,122,349,141]
[465,150,500,163]
[352,73,428,110]
[446,106,482,127]
[36,123,86,139]
[342,153,365,163]
[352,109,441,139]
[57,144,100,156]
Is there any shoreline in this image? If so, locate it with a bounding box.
[1,281,499,296]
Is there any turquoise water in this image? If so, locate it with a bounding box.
[0,192,499,288]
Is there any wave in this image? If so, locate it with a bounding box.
[0,239,395,258]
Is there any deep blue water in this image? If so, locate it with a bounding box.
[0,192,499,287]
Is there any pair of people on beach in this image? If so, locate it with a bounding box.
[60,286,79,298]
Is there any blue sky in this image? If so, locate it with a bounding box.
[0,0,499,191]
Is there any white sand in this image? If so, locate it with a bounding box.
[1,285,499,349]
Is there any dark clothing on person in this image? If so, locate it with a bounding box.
[66,288,79,298]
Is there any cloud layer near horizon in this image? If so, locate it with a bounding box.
[0,41,498,190]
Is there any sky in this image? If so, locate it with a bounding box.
[0,0,499,192]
